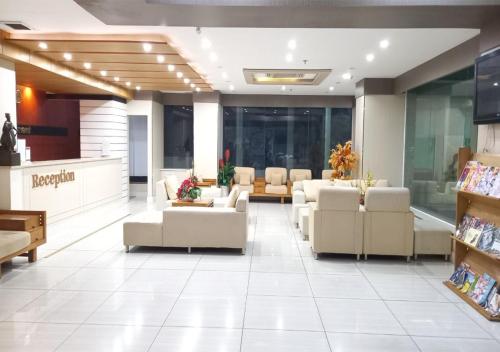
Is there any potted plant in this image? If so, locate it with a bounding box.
[218,148,235,197]
[328,141,358,180]
[352,171,375,205]
[176,175,201,201]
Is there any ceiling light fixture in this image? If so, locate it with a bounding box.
[83,62,92,69]
[100,70,107,76]
[38,42,48,50]
[157,55,165,63]
[329,86,334,91]
[201,37,212,49]
[126,81,131,87]
[142,43,152,52]
[196,87,201,92]
[494,82,499,87]
[229,84,235,91]
[190,83,195,88]
[63,52,72,61]
[366,53,375,62]
[176,71,183,78]
[379,39,390,49]
[342,72,352,80]
[136,86,141,91]
[209,52,218,62]
[183,78,190,84]
[222,72,228,79]
[281,85,286,91]
[167,64,175,72]
[285,53,293,62]
[288,39,296,50]
[114,76,120,82]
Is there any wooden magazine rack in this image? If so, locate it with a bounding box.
[443,147,500,321]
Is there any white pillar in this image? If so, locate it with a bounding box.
[0,58,17,127]
[193,97,221,179]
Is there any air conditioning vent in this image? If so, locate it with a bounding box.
[1,22,32,30]
[243,69,331,85]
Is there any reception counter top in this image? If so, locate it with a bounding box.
[0,157,123,222]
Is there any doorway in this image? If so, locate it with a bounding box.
[128,115,148,198]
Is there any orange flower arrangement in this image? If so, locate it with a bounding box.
[328,141,358,180]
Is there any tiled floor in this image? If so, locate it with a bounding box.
[1,200,499,351]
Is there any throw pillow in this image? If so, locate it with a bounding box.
[271,173,282,186]
[225,188,239,208]
[240,173,251,186]
[165,175,179,200]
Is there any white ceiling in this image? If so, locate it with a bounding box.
[0,0,480,95]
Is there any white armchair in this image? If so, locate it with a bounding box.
[309,187,363,260]
[290,169,312,183]
[232,167,255,194]
[363,187,414,261]
[292,179,332,226]
[264,167,288,194]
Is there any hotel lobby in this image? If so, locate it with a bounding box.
[1,1,500,351]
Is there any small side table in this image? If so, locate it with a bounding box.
[172,199,214,207]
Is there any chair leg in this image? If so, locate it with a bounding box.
[125,245,130,253]
[444,254,449,261]
[28,248,37,263]
[414,253,418,260]
[313,252,319,260]
[406,255,411,263]
[356,254,360,261]
[187,247,192,254]
[364,254,368,261]
[241,248,246,255]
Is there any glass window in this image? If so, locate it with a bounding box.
[404,67,476,223]
[164,105,193,169]
[222,106,352,178]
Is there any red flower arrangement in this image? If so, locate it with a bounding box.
[176,175,201,201]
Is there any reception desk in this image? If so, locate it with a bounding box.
[0,157,123,222]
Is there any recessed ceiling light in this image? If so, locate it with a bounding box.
[285,53,293,62]
[114,76,120,82]
[100,70,107,76]
[209,52,218,62]
[222,72,228,79]
[201,37,212,49]
[136,86,141,91]
[288,39,296,50]
[281,85,286,91]
[157,55,165,63]
[142,43,152,52]
[229,84,235,91]
[38,42,48,50]
[63,52,72,61]
[379,39,390,49]
[167,64,175,72]
[329,86,334,91]
[190,83,195,88]
[183,78,190,84]
[196,87,201,92]
[126,81,131,87]
[494,82,499,87]
[83,62,92,69]
[342,72,352,80]
[366,53,375,62]
[176,71,183,78]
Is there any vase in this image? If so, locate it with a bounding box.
[220,185,229,197]
[181,197,195,202]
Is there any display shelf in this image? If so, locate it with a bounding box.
[451,235,500,263]
[443,281,500,321]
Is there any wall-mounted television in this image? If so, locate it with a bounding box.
[474,48,500,124]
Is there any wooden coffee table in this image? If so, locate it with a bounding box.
[172,199,214,207]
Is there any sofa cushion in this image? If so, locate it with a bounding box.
[235,191,249,212]
[234,167,255,184]
[165,175,179,200]
[290,169,312,182]
[225,188,239,208]
[265,167,287,184]
[240,173,251,186]
[303,179,332,202]
[322,170,333,180]
[123,211,163,247]
[271,173,282,186]
[365,187,410,212]
[265,184,287,194]
[317,187,360,211]
[0,230,30,259]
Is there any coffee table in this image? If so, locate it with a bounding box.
[172,199,214,207]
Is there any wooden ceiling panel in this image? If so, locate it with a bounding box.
[42,52,186,64]
[85,69,201,79]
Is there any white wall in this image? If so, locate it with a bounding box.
[0,57,17,127]
[80,99,129,199]
[477,124,500,154]
[152,100,164,190]
[356,95,406,187]
[353,96,365,179]
[128,116,147,177]
[193,102,220,179]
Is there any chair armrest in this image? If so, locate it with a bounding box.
[292,181,304,191]
[293,190,306,204]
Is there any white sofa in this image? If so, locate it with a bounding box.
[363,187,414,261]
[290,169,312,183]
[232,167,255,194]
[309,187,363,260]
[124,191,249,254]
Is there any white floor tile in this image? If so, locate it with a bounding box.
[149,327,242,352]
[356,261,419,277]
[316,298,405,335]
[248,272,312,297]
[88,251,152,269]
[252,237,300,257]
[196,254,251,272]
[141,253,201,270]
[302,257,362,275]
[0,267,77,290]
[0,289,45,321]
[183,271,249,296]
[165,295,246,328]
[244,295,323,331]
[327,332,419,351]
[242,329,331,352]
[87,292,177,326]
[413,336,500,351]
[367,275,448,302]
[53,268,134,291]
[118,269,191,294]
[455,302,500,342]
[309,274,379,299]
[34,250,103,268]
[414,261,454,279]
[250,256,305,273]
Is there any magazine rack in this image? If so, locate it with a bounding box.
[443,147,500,321]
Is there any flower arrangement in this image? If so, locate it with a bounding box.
[177,174,201,201]
[218,148,235,187]
[328,141,358,180]
[352,171,375,205]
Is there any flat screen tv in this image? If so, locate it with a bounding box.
[474,48,500,124]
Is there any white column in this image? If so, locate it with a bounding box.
[0,58,17,127]
[193,101,221,179]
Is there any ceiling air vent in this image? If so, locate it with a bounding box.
[243,69,331,85]
[0,22,32,30]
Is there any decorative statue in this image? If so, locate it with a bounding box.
[0,113,17,152]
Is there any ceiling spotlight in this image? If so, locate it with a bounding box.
[281,85,286,91]
[157,55,165,63]
[167,64,175,72]
[222,72,228,79]
[38,42,48,50]
[190,83,195,88]
[209,52,218,62]
[494,82,499,87]
[342,72,352,80]
[196,87,201,92]
[288,39,296,50]
[329,86,334,91]
[201,37,212,49]
[114,76,120,82]
[100,70,107,76]
[379,39,390,49]
[176,71,183,78]
[229,84,235,91]
[366,53,375,62]
[136,86,141,91]
[126,81,131,87]
[183,78,190,84]
[83,62,92,69]
[142,43,152,52]
[63,52,72,61]
[285,53,293,62]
